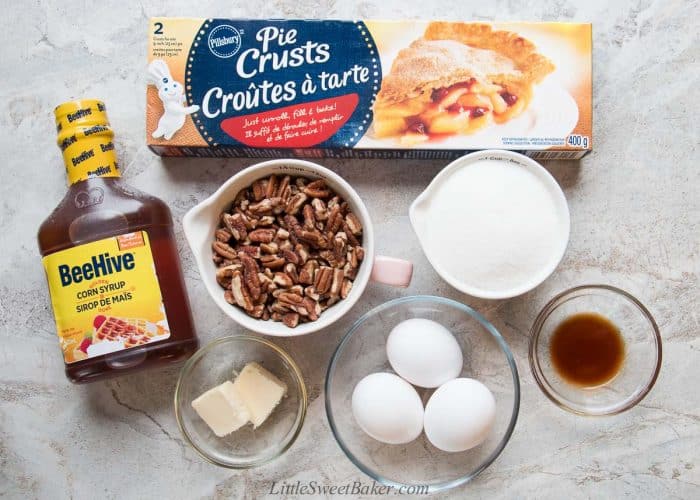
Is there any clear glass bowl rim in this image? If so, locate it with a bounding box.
[174,334,308,468]
[325,295,521,493]
[528,284,662,416]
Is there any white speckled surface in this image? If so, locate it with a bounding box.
[1,1,699,499]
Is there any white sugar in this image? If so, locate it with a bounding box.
[419,159,568,296]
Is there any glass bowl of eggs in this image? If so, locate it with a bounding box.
[325,295,519,493]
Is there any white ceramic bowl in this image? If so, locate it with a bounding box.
[409,150,570,299]
[183,159,412,336]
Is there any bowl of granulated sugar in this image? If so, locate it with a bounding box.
[410,150,570,299]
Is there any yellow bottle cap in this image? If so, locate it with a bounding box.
[54,99,120,185]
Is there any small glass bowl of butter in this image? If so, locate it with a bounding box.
[174,335,307,468]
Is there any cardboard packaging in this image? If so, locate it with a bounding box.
[147,18,592,160]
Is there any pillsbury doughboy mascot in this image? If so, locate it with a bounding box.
[147,59,199,140]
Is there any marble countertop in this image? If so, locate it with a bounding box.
[1,0,698,498]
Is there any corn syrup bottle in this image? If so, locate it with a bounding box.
[38,100,198,383]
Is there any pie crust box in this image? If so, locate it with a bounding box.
[146,19,591,160]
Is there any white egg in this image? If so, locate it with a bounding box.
[424,378,496,452]
[386,318,463,388]
[351,372,424,444]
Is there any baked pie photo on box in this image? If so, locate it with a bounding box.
[372,22,555,144]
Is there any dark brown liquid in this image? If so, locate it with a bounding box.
[550,312,624,387]
[38,177,198,383]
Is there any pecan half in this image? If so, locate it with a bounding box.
[260,242,279,254]
[276,175,291,199]
[340,278,353,299]
[280,185,293,203]
[257,215,275,226]
[236,198,250,212]
[273,272,294,288]
[270,301,290,314]
[283,312,300,328]
[326,205,343,234]
[249,228,276,243]
[278,239,293,252]
[320,249,344,269]
[260,255,286,269]
[299,229,329,249]
[311,198,328,221]
[215,228,233,242]
[249,198,275,215]
[269,197,285,215]
[303,297,321,321]
[345,212,362,236]
[240,254,261,300]
[302,204,316,230]
[281,248,300,265]
[295,244,310,264]
[304,286,320,300]
[314,266,333,294]
[258,272,274,293]
[347,247,359,269]
[216,264,241,289]
[333,232,347,258]
[284,262,299,283]
[250,304,265,318]
[299,260,318,285]
[212,241,237,260]
[285,192,307,215]
[343,222,360,247]
[329,269,344,298]
[252,179,266,201]
[266,175,279,199]
[238,245,261,259]
[343,261,358,280]
[284,214,303,237]
[223,213,247,240]
[231,272,254,312]
[303,179,331,198]
[327,196,341,210]
[278,291,304,309]
[255,292,269,305]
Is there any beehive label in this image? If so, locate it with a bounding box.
[42,231,170,363]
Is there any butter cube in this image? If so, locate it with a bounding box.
[232,362,287,428]
[191,381,250,437]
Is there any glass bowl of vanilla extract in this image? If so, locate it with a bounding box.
[529,285,662,416]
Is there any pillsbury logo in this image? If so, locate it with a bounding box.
[208,25,242,58]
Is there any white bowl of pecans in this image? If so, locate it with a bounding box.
[183,159,412,336]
